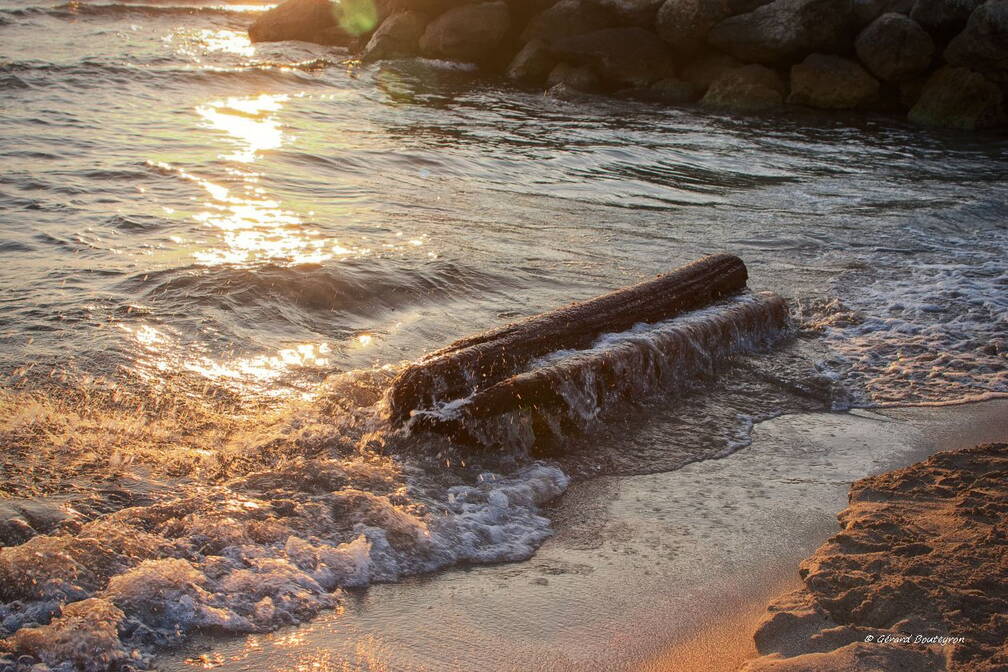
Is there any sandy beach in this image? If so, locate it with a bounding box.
[154,399,1008,672]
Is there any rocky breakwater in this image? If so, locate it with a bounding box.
[740,443,1008,672]
[249,0,1008,129]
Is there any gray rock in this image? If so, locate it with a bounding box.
[521,0,616,44]
[419,1,511,61]
[620,77,703,102]
[853,0,913,25]
[507,39,557,84]
[910,0,983,40]
[248,0,349,44]
[908,65,1004,128]
[588,0,666,25]
[708,0,858,64]
[681,51,744,90]
[701,64,786,109]
[945,0,1008,82]
[855,13,934,80]
[550,27,676,87]
[788,53,880,108]
[546,62,603,90]
[362,10,427,62]
[657,0,771,54]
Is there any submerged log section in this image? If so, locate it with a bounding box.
[387,253,749,424]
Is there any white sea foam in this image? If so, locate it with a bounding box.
[0,459,567,669]
[801,243,1008,407]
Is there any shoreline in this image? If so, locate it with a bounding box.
[156,397,1008,672]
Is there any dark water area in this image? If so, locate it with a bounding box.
[0,1,1007,667]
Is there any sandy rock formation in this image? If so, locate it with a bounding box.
[740,443,1008,672]
[788,53,880,108]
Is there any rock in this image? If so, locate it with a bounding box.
[899,75,927,106]
[708,0,858,64]
[945,0,1008,82]
[657,0,771,54]
[521,0,616,44]
[852,0,913,24]
[649,77,703,101]
[546,62,602,90]
[588,0,666,25]
[680,51,743,90]
[419,1,510,62]
[619,77,702,102]
[701,64,786,110]
[908,65,1005,128]
[910,0,983,40]
[507,39,557,84]
[248,0,346,44]
[546,82,599,99]
[549,27,676,87]
[362,10,427,62]
[788,54,880,109]
[855,13,934,80]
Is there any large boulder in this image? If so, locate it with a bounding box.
[908,65,1004,128]
[701,63,787,109]
[788,53,880,108]
[521,0,616,44]
[620,77,703,102]
[549,27,677,87]
[853,0,913,25]
[588,0,666,25]
[657,0,771,55]
[507,39,557,84]
[707,0,858,63]
[855,13,934,80]
[547,62,603,89]
[945,0,1008,82]
[362,10,427,61]
[419,1,511,61]
[248,0,345,44]
[680,50,744,90]
[909,0,984,40]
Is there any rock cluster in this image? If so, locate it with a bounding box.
[249,0,1008,129]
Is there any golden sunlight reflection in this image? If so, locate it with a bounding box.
[197,94,288,163]
[120,323,332,398]
[170,28,256,60]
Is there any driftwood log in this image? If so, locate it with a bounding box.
[387,253,749,424]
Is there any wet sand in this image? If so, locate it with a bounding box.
[157,398,1008,672]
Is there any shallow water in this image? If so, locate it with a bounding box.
[0,1,1006,667]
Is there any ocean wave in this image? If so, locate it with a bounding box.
[0,2,265,21]
[127,259,509,318]
[0,451,567,669]
[798,239,1008,407]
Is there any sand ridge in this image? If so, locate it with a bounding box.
[741,443,1008,672]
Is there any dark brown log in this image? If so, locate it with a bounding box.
[409,292,789,445]
[386,253,749,424]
